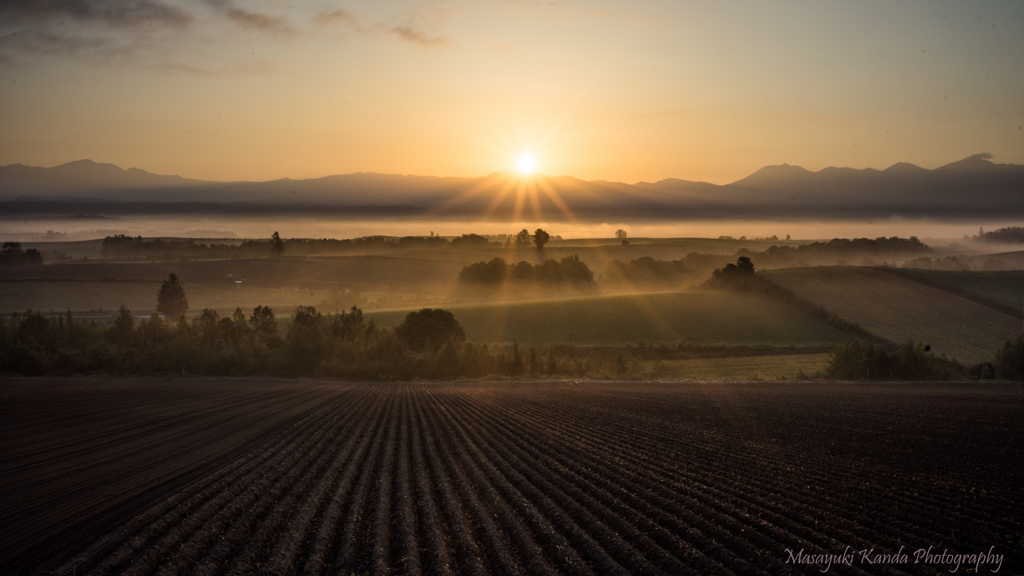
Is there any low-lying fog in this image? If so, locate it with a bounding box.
[3,216,1022,250]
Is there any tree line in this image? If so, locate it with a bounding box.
[2,300,1017,381]
[582,236,939,289]
[1,242,44,267]
[823,339,1021,381]
[99,229,561,261]
[0,303,652,380]
[973,226,1024,244]
[458,255,595,287]
[95,232,940,278]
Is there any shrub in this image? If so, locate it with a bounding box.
[394,309,466,352]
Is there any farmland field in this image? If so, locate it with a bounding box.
[1,378,1019,576]
[0,237,804,317]
[0,255,466,293]
[0,255,472,316]
[881,268,1023,314]
[368,291,851,346]
[763,267,1021,364]
[0,280,324,316]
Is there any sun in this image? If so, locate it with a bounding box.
[516,154,537,175]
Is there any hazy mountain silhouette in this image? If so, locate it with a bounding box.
[882,162,929,175]
[0,160,205,195]
[1,154,1021,219]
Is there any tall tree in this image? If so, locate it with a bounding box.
[156,273,189,319]
[111,305,135,346]
[533,228,550,250]
[250,306,282,348]
[0,242,44,266]
[514,229,532,247]
[270,231,285,257]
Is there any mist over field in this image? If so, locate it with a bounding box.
[4,214,1024,245]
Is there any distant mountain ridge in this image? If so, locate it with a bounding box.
[1,154,1021,220]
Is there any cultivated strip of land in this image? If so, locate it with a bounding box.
[368,291,850,346]
[1,378,1019,575]
[763,267,1020,364]
[877,267,1022,317]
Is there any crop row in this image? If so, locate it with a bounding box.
[0,379,1018,575]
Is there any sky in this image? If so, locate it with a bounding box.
[0,0,1022,185]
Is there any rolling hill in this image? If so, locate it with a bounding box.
[367,291,850,347]
[762,267,1021,364]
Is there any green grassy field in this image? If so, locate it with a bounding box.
[763,267,1020,364]
[367,291,850,346]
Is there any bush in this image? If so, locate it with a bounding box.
[458,255,594,288]
[458,257,509,285]
[157,273,189,319]
[825,340,964,380]
[0,242,44,266]
[394,308,466,352]
[994,337,1023,380]
[604,256,690,285]
[449,234,495,248]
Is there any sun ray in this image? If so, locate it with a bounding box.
[526,179,544,222]
[511,179,527,223]
[481,177,520,220]
[428,172,506,217]
[534,175,578,223]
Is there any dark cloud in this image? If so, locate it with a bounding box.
[204,0,294,35]
[970,152,994,160]
[313,9,358,27]
[387,25,448,47]
[0,0,193,28]
[161,59,277,76]
[313,8,449,48]
[0,29,126,60]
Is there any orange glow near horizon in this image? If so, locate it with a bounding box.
[429,170,582,226]
[0,2,1020,184]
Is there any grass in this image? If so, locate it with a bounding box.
[0,254,469,317]
[0,255,466,291]
[892,268,1022,312]
[367,291,850,346]
[763,267,1020,364]
[0,281,322,317]
[638,353,831,381]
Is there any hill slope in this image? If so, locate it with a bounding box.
[368,291,850,346]
[762,267,1020,364]
[878,268,1022,315]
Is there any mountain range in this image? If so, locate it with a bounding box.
[1,154,1021,220]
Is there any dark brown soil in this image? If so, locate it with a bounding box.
[1,379,1020,575]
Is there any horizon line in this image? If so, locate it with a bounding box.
[0,152,1009,188]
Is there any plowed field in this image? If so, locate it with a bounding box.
[1,379,1020,575]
